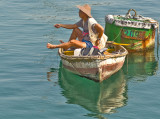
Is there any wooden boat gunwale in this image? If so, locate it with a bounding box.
[58,43,128,60]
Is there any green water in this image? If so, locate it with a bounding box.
[47,50,159,118]
[0,0,160,118]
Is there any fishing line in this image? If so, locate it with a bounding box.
[156,22,159,60]
[157,22,159,45]
[56,51,60,69]
[113,27,124,42]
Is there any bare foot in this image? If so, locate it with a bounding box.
[47,43,57,49]
[59,40,64,43]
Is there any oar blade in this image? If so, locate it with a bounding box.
[113,42,131,46]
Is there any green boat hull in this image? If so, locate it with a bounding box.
[105,22,155,52]
[104,9,158,52]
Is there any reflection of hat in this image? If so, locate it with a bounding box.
[76,4,92,18]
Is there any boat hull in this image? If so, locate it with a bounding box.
[104,11,159,52]
[61,56,126,82]
[59,44,127,82]
[105,22,156,52]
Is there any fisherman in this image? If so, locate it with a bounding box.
[47,4,107,50]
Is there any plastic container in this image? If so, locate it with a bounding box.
[74,49,81,56]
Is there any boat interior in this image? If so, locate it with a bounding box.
[61,41,127,57]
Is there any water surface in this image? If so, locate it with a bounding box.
[0,0,160,119]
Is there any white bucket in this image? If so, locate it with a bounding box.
[74,49,81,56]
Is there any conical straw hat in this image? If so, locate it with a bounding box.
[76,4,92,18]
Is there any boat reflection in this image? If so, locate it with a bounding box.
[46,49,158,117]
[122,50,158,80]
[57,62,128,114]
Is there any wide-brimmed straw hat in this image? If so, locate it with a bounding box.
[76,4,92,18]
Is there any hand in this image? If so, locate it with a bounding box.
[54,24,61,28]
[47,43,56,49]
[47,43,52,49]
[95,40,100,46]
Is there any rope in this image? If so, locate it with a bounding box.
[69,61,83,76]
[113,28,124,42]
[56,52,59,68]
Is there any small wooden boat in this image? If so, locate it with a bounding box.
[58,42,128,82]
[105,9,159,52]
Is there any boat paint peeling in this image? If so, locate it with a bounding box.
[121,29,146,40]
[121,28,155,51]
[105,9,159,52]
[100,61,124,80]
[61,55,126,82]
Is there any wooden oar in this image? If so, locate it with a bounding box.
[113,42,131,46]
